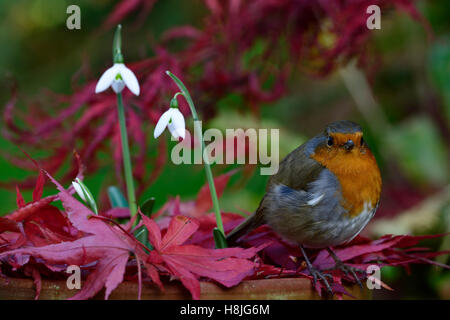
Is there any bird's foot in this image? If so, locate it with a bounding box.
[329,261,366,288]
[299,245,334,295]
[306,265,334,295]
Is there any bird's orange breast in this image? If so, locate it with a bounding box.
[310,144,382,218]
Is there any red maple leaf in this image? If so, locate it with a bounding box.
[193,169,239,216]
[1,170,80,251]
[0,171,145,300]
[141,213,263,299]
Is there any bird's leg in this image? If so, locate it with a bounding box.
[326,247,366,288]
[299,245,333,294]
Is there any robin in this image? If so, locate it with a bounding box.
[226,120,382,293]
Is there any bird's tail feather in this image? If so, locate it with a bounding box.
[226,210,264,246]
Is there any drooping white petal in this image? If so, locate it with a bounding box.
[168,122,186,140]
[118,64,140,96]
[176,127,186,140]
[95,64,120,93]
[167,122,179,139]
[154,108,175,138]
[72,181,86,201]
[169,108,186,139]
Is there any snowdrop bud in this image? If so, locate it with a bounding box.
[72,178,98,215]
[72,180,86,202]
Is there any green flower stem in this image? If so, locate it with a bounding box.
[166,71,226,246]
[116,92,137,224]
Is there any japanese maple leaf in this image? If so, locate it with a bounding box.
[2,158,86,249]
[0,171,142,300]
[312,233,450,270]
[192,169,238,216]
[141,214,263,299]
[7,171,57,222]
[1,171,76,252]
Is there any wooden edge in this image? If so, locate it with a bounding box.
[0,277,370,300]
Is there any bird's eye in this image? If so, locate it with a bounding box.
[327,136,334,147]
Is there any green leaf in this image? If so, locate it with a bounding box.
[140,197,156,216]
[213,228,228,249]
[135,226,154,252]
[107,186,129,208]
[135,197,156,251]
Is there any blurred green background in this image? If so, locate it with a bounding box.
[0,0,449,299]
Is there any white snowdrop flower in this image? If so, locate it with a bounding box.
[95,63,140,96]
[154,107,186,140]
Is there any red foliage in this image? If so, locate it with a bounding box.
[1,170,81,254]
[2,0,429,196]
[0,183,139,300]
[4,191,446,300]
[141,213,263,299]
[0,170,448,299]
[0,171,264,300]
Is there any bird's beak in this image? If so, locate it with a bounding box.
[344,139,354,151]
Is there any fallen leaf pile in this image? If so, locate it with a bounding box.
[0,170,448,299]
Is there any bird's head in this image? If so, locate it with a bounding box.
[309,120,372,161]
[310,120,382,217]
[322,120,367,153]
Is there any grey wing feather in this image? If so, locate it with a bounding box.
[226,137,326,245]
[267,136,325,191]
